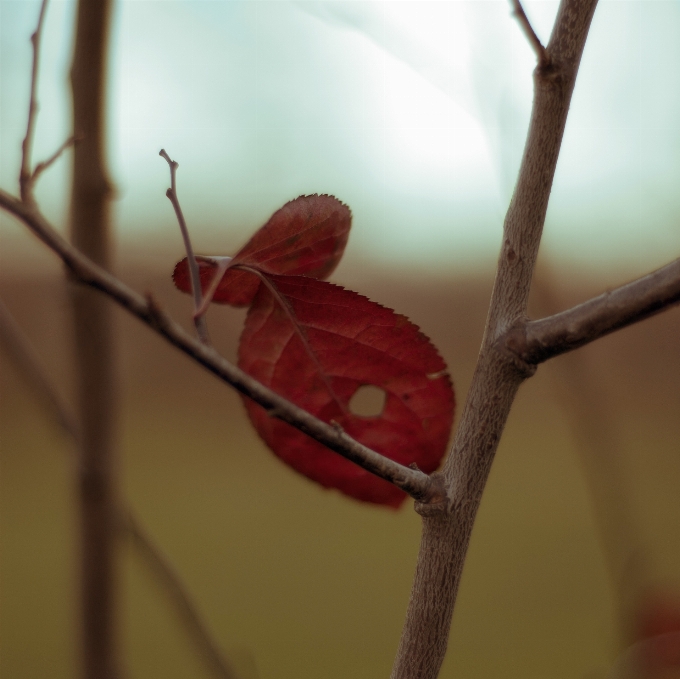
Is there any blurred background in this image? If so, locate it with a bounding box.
[1,1,679,678]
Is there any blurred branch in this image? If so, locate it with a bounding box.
[123,513,240,679]
[0,189,438,504]
[509,0,551,68]
[502,257,680,366]
[31,134,80,186]
[0,298,79,438]
[69,0,118,674]
[159,149,210,344]
[531,268,649,650]
[0,297,241,679]
[20,0,49,203]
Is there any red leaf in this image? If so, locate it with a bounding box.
[238,274,455,507]
[173,194,351,307]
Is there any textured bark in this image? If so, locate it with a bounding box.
[69,0,117,677]
[504,258,680,365]
[391,1,600,677]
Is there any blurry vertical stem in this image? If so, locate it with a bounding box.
[69,0,118,677]
[532,268,649,649]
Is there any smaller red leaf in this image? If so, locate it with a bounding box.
[238,275,455,507]
[173,194,351,307]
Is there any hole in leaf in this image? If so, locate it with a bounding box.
[349,385,386,418]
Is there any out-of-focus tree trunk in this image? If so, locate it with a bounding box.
[532,266,649,650]
[69,0,118,677]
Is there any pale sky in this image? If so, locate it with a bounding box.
[1,0,679,273]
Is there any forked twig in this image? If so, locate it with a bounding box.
[509,0,551,68]
[160,149,210,345]
[0,187,438,504]
[20,0,50,202]
[0,297,240,679]
[32,134,80,184]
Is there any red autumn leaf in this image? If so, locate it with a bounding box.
[237,274,455,507]
[173,194,351,307]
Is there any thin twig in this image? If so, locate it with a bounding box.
[31,134,80,185]
[509,0,551,68]
[0,188,438,504]
[123,512,240,679]
[502,257,680,365]
[0,297,79,438]
[20,0,50,202]
[159,149,210,345]
[0,296,240,679]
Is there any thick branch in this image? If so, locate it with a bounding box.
[502,257,680,365]
[0,189,438,504]
[391,1,600,677]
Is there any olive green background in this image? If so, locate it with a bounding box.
[2,256,679,678]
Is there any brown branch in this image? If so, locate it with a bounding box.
[0,295,242,679]
[509,0,551,68]
[31,134,80,186]
[0,298,79,439]
[20,0,49,202]
[159,149,210,344]
[69,0,118,676]
[0,189,438,505]
[391,1,600,677]
[502,257,680,366]
[123,513,240,679]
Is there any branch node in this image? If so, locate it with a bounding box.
[30,134,79,186]
[414,474,449,515]
[145,293,171,333]
[330,420,345,435]
[494,320,538,378]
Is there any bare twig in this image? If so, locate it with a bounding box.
[502,257,680,365]
[20,0,50,202]
[509,0,551,68]
[159,149,210,345]
[0,296,240,679]
[0,188,438,504]
[31,134,80,186]
[0,298,79,438]
[123,513,240,679]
